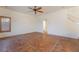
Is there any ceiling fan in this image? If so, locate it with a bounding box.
[28,6,43,14]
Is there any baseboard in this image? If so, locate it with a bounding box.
[0,32,38,39]
[0,32,78,39]
[39,32,78,39]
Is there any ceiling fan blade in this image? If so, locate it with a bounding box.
[37,7,42,10]
[38,11,43,13]
[34,6,37,9]
[28,7,33,9]
[34,11,37,14]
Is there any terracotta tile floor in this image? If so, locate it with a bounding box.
[0,32,79,52]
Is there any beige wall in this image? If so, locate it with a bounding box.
[36,7,79,39]
[1,7,79,39]
[0,7,36,38]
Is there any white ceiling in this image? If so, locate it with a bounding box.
[2,6,73,15]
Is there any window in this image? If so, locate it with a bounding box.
[0,16,11,32]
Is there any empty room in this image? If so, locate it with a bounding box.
[0,6,79,52]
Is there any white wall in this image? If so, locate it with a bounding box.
[0,7,36,38]
[36,7,79,39]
